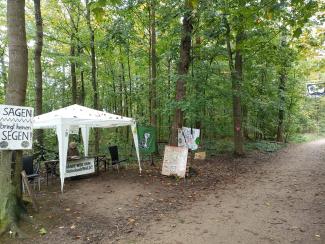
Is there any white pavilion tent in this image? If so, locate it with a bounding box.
[33,104,141,192]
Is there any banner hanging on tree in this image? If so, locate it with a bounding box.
[307,83,325,96]
[137,126,157,154]
[0,105,33,150]
[178,127,200,151]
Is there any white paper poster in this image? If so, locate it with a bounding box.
[0,105,33,150]
[69,125,79,135]
[162,145,188,178]
[65,157,95,178]
[178,127,200,150]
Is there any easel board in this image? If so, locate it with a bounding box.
[21,170,38,212]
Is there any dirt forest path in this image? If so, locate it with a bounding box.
[117,139,325,244]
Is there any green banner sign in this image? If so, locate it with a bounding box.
[137,126,157,154]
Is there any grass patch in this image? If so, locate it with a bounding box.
[203,139,234,155]
[288,133,325,144]
[203,139,285,155]
[245,140,284,153]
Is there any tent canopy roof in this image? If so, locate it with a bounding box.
[32,104,141,192]
[33,104,134,129]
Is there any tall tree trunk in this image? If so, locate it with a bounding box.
[121,60,126,116]
[77,45,84,105]
[86,0,99,153]
[0,48,7,100]
[276,71,286,142]
[149,0,157,128]
[232,33,245,155]
[169,4,193,146]
[122,61,130,142]
[70,38,77,104]
[0,0,28,235]
[127,41,133,117]
[193,36,203,130]
[119,66,124,116]
[167,57,172,138]
[149,0,158,152]
[111,67,117,114]
[276,34,287,142]
[225,16,244,155]
[148,3,152,122]
[242,104,249,139]
[34,0,43,146]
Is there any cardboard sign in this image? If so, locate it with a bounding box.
[194,151,206,160]
[178,127,200,150]
[0,105,33,150]
[65,157,95,178]
[162,145,188,178]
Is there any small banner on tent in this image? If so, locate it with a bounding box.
[178,127,200,151]
[138,126,157,154]
[65,157,95,178]
[69,125,79,135]
[0,105,33,150]
[162,145,188,178]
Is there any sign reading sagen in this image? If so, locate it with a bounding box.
[0,105,33,150]
[65,157,95,178]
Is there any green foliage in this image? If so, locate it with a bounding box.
[246,140,284,153]
[288,133,325,144]
[0,0,323,157]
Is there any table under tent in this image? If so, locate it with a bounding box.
[32,104,141,192]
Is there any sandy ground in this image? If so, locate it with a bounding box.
[1,139,325,244]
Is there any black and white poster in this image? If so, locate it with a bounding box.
[0,105,33,150]
[65,157,95,178]
[307,83,325,96]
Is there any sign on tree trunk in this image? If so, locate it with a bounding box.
[0,105,33,150]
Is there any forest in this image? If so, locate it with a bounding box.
[0,0,324,157]
[0,0,325,242]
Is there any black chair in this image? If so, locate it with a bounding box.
[108,146,127,172]
[44,160,59,186]
[22,156,41,191]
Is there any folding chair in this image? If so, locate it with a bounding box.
[22,155,41,191]
[108,146,127,172]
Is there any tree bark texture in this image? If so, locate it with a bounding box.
[0,49,7,100]
[77,46,85,105]
[225,16,244,156]
[86,0,99,153]
[34,0,43,145]
[149,0,157,128]
[169,6,193,146]
[149,0,158,152]
[1,0,28,235]
[70,39,77,104]
[232,33,244,155]
[276,71,286,142]
[276,34,287,143]
[127,43,133,117]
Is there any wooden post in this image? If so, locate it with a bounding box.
[21,170,39,212]
[150,154,155,166]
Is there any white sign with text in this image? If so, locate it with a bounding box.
[65,157,95,178]
[0,105,33,150]
[162,146,188,178]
